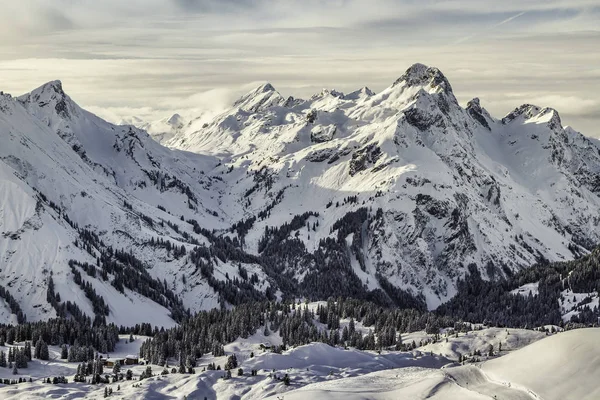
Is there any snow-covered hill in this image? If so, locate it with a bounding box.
[482,328,600,400]
[265,328,600,400]
[2,63,600,324]
[0,326,593,400]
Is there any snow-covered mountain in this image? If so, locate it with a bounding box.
[120,113,187,144]
[164,63,600,307]
[0,80,271,326]
[2,63,600,325]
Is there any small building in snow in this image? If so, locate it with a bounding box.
[104,358,125,367]
[124,355,139,365]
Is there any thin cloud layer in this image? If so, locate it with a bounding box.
[0,0,598,135]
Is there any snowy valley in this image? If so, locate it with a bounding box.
[0,304,596,400]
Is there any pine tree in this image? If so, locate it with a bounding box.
[24,341,32,361]
[60,345,68,359]
[225,354,238,370]
[35,339,49,360]
[0,351,6,368]
[40,341,49,361]
[143,365,152,379]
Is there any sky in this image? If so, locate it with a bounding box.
[0,0,598,135]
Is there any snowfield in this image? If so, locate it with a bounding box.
[0,328,596,399]
[483,328,600,400]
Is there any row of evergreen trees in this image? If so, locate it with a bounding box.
[138,298,455,366]
[0,318,119,357]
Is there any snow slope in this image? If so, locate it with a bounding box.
[0,326,592,400]
[483,328,600,400]
[263,328,600,400]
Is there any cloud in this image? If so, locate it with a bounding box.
[0,0,598,136]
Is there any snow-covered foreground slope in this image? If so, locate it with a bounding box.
[483,328,600,400]
[0,327,594,400]
[264,328,600,400]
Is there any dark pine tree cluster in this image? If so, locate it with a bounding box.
[437,248,600,327]
[0,285,26,324]
[0,319,119,358]
[138,298,454,365]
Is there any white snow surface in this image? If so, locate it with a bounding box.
[0,327,596,399]
[559,288,600,322]
[510,282,540,297]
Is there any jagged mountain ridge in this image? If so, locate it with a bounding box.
[120,113,187,145]
[165,63,600,307]
[0,80,273,327]
[1,63,600,327]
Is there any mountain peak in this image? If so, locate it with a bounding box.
[345,86,375,101]
[502,104,541,124]
[361,86,375,96]
[26,80,66,99]
[18,79,75,120]
[167,113,184,126]
[233,82,284,112]
[311,88,345,100]
[466,97,492,130]
[467,97,482,108]
[255,82,276,93]
[538,107,563,131]
[44,79,63,92]
[393,63,452,94]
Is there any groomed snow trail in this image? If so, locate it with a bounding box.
[443,365,539,400]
